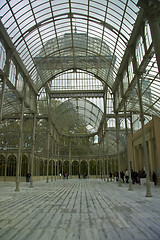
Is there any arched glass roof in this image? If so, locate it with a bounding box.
[51,98,103,136]
[1,0,160,157]
[0,0,139,90]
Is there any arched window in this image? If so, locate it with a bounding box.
[94,135,98,143]
[21,155,28,176]
[123,70,128,93]
[7,155,16,176]
[107,118,115,128]
[16,73,24,92]
[128,58,134,83]
[72,161,79,175]
[9,60,16,86]
[144,22,152,50]
[0,155,5,176]
[120,118,131,129]
[89,160,96,175]
[0,41,6,71]
[135,36,145,67]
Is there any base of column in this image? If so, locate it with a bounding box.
[145,193,152,197]
[15,183,20,191]
[106,175,109,182]
[15,177,20,191]
[30,180,33,188]
[128,181,133,191]
[118,179,122,187]
[145,181,152,197]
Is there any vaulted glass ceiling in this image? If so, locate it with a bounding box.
[1,0,160,156]
[51,98,103,136]
[0,0,139,90]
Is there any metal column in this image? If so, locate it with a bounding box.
[124,102,133,191]
[15,99,24,191]
[0,77,6,123]
[30,113,36,188]
[46,119,50,183]
[116,113,122,187]
[137,76,152,197]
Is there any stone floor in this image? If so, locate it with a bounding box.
[0,179,160,240]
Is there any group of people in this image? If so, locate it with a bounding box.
[58,172,89,179]
[61,173,69,179]
[78,173,87,179]
[26,169,157,185]
[110,169,157,185]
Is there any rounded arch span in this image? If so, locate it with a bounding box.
[38,68,108,92]
[33,33,116,91]
[0,154,6,176]
[21,154,28,177]
[89,160,96,175]
[7,155,16,176]
[51,98,103,136]
[72,160,79,176]
[80,160,88,177]
[63,160,69,177]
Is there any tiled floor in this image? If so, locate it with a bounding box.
[0,179,160,240]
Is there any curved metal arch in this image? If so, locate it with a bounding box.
[13,12,128,46]
[51,98,103,136]
[33,54,115,91]
[72,160,79,164]
[37,68,108,93]
[0,0,139,92]
[32,31,115,87]
[54,97,103,117]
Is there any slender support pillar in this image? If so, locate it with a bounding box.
[54,160,56,181]
[69,140,72,179]
[148,139,156,175]
[137,76,152,197]
[57,144,60,179]
[130,114,136,171]
[110,158,113,182]
[46,124,50,183]
[0,77,6,123]
[88,161,90,179]
[101,158,103,179]
[51,159,53,182]
[69,161,72,179]
[4,156,7,181]
[51,137,54,182]
[106,156,109,182]
[102,140,106,181]
[116,113,122,187]
[57,160,59,179]
[105,87,109,182]
[134,146,139,172]
[79,160,81,176]
[62,160,64,178]
[105,135,109,182]
[54,141,57,181]
[96,160,98,179]
[30,113,36,188]
[124,102,133,191]
[15,100,24,191]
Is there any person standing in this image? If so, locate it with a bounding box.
[125,169,129,183]
[152,171,157,185]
